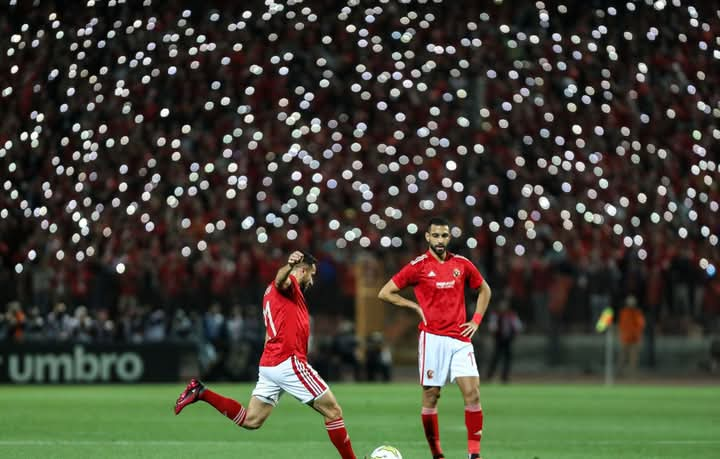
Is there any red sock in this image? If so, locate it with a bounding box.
[325,418,357,459]
[200,389,247,427]
[465,404,483,456]
[421,407,443,457]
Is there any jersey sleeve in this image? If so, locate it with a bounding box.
[392,261,420,289]
[277,274,299,300]
[465,260,485,289]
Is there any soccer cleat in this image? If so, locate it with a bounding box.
[174,378,205,415]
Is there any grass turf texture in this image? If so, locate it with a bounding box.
[0,383,717,458]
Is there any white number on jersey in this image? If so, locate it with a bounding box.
[263,300,278,337]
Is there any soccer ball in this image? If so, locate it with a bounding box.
[368,445,402,459]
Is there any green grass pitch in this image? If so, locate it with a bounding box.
[0,382,717,458]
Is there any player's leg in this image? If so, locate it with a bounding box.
[174,378,250,426]
[421,386,444,459]
[282,356,357,459]
[419,331,450,459]
[199,390,275,430]
[311,389,357,459]
[456,376,483,459]
[175,366,281,431]
[451,341,483,459]
[241,365,284,429]
[240,396,274,429]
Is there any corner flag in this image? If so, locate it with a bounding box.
[595,307,614,332]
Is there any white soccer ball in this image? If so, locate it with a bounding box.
[369,445,402,459]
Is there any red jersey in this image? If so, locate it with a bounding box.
[392,250,484,342]
[259,275,311,366]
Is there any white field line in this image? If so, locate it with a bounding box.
[0,439,718,447]
[0,440,319,446]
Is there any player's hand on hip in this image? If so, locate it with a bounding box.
[460,321,479,338]
[288,251,304,266]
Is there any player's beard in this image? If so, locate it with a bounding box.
[300,278,313,291]
[430,243,446,259]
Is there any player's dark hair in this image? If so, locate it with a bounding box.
[298,251,318,268]
[427,216,450,231]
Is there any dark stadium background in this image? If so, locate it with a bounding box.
[0,1,718,456]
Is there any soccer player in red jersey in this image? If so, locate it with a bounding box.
[378,217,492,459]
[174,250,358,459]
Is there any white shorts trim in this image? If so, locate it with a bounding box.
[419,331,479,386]
[251,356,329,406]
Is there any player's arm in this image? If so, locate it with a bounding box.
[378,279,427,324]
[275,250,304,291]
[460,280,492,338]
[475,280,492,318]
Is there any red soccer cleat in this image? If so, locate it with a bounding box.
[174,378,205,415]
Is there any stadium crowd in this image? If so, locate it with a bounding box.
[1,0,718,360]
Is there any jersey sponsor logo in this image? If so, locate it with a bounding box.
[427,270,436,277]
[410,254,428,265]
[453,268,461,277]
[426,369,434,379]
[435,280,455,289]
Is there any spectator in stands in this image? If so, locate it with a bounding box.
[528,240,552,332]
[330,320,361,381]
[169,308,195,341]
[94,309,116,343]
[23,306,46,341]
[145,309,167,342]
[0,0,717,356]
[46,302,72,340]
[365,331,392,382]
[0,311,7,342]
[485,298,523,383]
[6,302,25,342]
[120,304,147,343]
[586,248,620,326]
[202,303,230,381]
[710,337,720,374]
[69,305,95,343]
[618,295,646,376]
[226,305,245,343]
[203,303,227,346]
[30,257,53,314]
[669,248,699,320]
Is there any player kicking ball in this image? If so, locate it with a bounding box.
[379,217,491,459]
[175,250,358,459]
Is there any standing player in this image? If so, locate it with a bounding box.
[378,217,492,459]
[174,251,358,459]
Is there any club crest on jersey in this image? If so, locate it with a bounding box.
[426,369,434,379]
[453,268,461,278]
